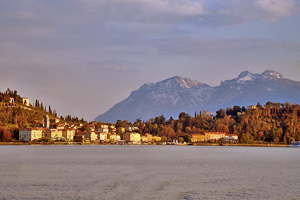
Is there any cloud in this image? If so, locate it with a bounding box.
[255,0,299,20]
[79,0,300,25]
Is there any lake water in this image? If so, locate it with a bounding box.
[0,145,299,200]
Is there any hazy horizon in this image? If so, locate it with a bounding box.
[1,0,300,121]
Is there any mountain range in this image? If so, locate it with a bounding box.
[95,70,300,122]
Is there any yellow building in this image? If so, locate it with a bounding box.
[141,136,148,142]
[19,128,43,141]
[22,97,30,106]
[107,133,118,142]
[191,134,206,142]
[43,129,63,140]
[152,136,162,142]
[204,132,226,141]
[62,129,76,141]
[145,133,153,142]
[124,132,141,143]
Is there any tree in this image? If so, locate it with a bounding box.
[0,128,11,142]
[49,105,52,115]
[216,109,226,118]
[178,137,184,143]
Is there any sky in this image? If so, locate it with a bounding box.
[1,0,300,121]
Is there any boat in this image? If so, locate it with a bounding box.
[287,141,300,147]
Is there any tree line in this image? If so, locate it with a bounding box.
[115,101,300,144]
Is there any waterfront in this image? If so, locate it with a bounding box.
[0,146,299,199]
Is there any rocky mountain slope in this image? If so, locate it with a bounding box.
[95,70,300,122]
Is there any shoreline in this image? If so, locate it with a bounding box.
[0,142,288,147]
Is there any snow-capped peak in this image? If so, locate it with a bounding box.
[176,76,201,88]
[238,71,253,79]
[261,70,283,79]
[237,71,254,83]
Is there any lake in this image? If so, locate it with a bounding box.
[0,145,299,199]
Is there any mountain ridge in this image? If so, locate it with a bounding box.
[95,70,300,122]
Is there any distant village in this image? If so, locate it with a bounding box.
[3,94,239,145]
[19,114,238,145]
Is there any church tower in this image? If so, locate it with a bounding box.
[44,115,50,129]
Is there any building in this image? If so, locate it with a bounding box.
[62,129,76,141]
[9,97,14,104]
[152,136,162,142]
[145,133,153,142]
[141,136,148,143]
[126,126,139,132]
[124,132,141,143]
[107,133,118,142]
[98,125,109,134]
[117,127,126,134]
[44,115,50,129]
[22,97,30,106]
[191,132,238,142]
[43,129,63,140]
[224,134,239,142]
[204,132,226,141]
[86,124,95,131]
[97,132,107,142]
[50,118,60,124]
[76,131,98,142]
[247,105,257,110]
[191,134,206,142]
[19,128,43,141]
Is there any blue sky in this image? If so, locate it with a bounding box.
[1,0,300,121]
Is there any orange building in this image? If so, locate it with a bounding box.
[191,134,206,142]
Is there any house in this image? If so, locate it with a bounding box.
[76,130,97,142]
[19,128,43,141]
[50,118,60,124]
[145,133,152,142]
[22,97,30,106]
[97,132,107,142]
[98,124,109,134]
[224,134,239,142]
[9,97,14,104]
[191,134,206,142]
[126,126,139,132]
[107,133,118,142]
[124,132,141,143]
[43,129,63,141]
[87,124,95,131]
[152,136,162,142]
[62,129,76,141]
[204,132,226,141]
[141,136,148,143]
[247,105,257,110]
[117,127,126,134]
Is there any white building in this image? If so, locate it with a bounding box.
[22,97,30,106]
[19,128,43,141]
[98,125,109,134]
[98,133,107,142]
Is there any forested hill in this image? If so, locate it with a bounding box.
[0,88,85,140]
[126,102,300,144]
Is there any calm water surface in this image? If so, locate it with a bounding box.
[0,145,299,200]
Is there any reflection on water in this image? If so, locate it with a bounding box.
[0,145,299,199]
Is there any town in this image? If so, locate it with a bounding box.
[19,114,238,145]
